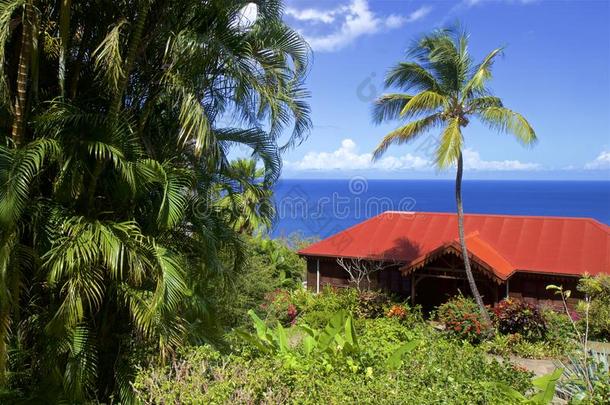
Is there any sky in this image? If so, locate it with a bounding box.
[265,0,610,180]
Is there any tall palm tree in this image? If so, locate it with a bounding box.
[372,27,536,323]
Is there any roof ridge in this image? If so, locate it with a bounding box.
[381,210,609,231]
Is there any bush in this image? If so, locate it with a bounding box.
[492,298,547,341]
[287,288,417,328]
[212,236,306,329]
[436,295,490,343]
[557,349,610,404]
[355,290,392,319]
[290,286,360,328]
[134,317,534,404]
[260,289,298,325]
[578,275,610,341]
[249,236,307,290]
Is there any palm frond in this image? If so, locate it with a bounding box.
[372,93,414,124]
[60,325,98,402]
[178,92,212,156]
[467,96,503,112]
[137,159,192,230]
[435,117,463,168]
[216,127,281,184]
[373,113,442,160]
[462,47,503,100]
[0,138,60,226]
[92,20,127,93]
[399,90,447,119]
[0,0,25,106]
[384,62,441,93]
[478,106,537,145]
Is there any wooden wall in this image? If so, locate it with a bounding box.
[304,256,583,309]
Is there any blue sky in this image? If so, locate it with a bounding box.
[271,0,610,180]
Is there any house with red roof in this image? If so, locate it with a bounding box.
[298,212,610,309]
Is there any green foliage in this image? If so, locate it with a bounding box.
[291,286,360,328]
[482,306,576,359]
[578,275,610,342]
[437,295,490,343]
[557,349,610,404]
[0,0,312,400]
[492,298,547,341]
[250,237,306,289]
[238,308,420,375]
[482,331,576,360]
[354,290,392,319]
[209,236,306,330]
[484,368,564,405]
[134,314,536,404]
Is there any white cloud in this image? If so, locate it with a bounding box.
[405,6,432,23]
[285,6,343,24]
[462,149,541,171]
[285,1,431,52]
[384,14,406,29]
[585,151,610,170]
[285,138,430,171]
[285,140,541,172]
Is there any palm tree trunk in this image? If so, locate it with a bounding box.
[58,0,72,97]
[455,151,492,325]
[11,1,34,147]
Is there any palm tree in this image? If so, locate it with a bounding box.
[218,158,276,235]
[0,0,311,401]
[372,27,536,324]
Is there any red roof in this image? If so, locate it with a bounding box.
[298,212,610,280]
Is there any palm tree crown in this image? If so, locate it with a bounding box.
[373,28,536,166]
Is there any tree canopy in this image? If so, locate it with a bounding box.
[0,0,310,401]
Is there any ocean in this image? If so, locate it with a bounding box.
[270,179,610,239]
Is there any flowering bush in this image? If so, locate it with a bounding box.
[386,305,408,320]
[355,290,392,319]
[492,298,546,341]
[261,289,298,325]
[436,296,490,343]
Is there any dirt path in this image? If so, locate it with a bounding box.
[489,354,558,377]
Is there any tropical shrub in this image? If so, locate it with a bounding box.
[557,349,610,404]
[355,290,392,319]
[134,315,536,404]
[482,332,576,360]
[492,298,547,341]
[211,236,306,330]
[484,368,564,405]
[249,236,307,289]
[578,275,610,341]
[291,286,360,327]
[437,296,490,343]
[260,289,299,326]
